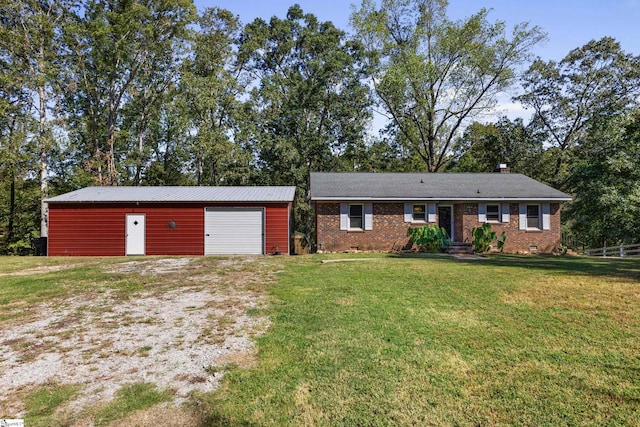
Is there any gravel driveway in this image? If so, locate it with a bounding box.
[0,257,272,423]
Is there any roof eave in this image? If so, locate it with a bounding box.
[311,197,573,202]
[46,200,294,203]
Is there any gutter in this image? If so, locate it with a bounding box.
[310,197,573,202]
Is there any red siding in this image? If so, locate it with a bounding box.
[265,204,290,255]
[48,202,291,256]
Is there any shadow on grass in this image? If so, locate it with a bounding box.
[389,253,640,282]
[199,413,258,427]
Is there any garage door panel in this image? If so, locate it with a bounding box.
[205,208,263,255]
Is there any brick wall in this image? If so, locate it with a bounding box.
[457,203,561,253]
[315,202,413,252]
[316,201,562,254]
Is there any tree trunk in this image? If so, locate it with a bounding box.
[107,120,117,186]
[8,175,16,243]
[38,76,49,237]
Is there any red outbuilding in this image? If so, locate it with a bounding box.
[45,186,296,256]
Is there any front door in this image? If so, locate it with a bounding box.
[438,206,453,240]
[126,214,146,255]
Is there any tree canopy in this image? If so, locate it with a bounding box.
[351,0,545,171]
[1,0,639,252]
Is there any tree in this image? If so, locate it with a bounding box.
[180,7,254,186]
[61,0,196,185]
[566,112,640,248]
[516,37,640,189]
[451,117,549,179]
[351,0,545,172]
[238,5,372,233]
[0,90,38,253]
[0,0,69,238]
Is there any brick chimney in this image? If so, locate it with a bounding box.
[495,163,511,173]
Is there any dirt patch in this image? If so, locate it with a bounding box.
[106,258,193,275]
[0,264,79,277]
[0,257,274,422]
[106,405,203,427]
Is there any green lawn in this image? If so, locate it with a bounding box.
[201,254,640,426]
[1,254,639,425]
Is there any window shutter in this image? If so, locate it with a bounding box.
[519,203,527,230]
[404,203,412,222]
[542,203,551,230]
[501,203,510,223]
[428,203,437,222]
[364,203,373,230]
[340,203,349,230]
[478,203,486,223]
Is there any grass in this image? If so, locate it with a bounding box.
[0,256,234,323]
[201,254,640,426]
[24,383,79,427]
[93,382,173,426]
[2,254,639,425]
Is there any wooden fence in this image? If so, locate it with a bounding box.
[582,243,640,257]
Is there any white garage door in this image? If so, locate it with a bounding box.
[204,207,264,255]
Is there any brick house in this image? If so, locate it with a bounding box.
[310,171,572,254]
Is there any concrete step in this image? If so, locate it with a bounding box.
[446,242,474,255]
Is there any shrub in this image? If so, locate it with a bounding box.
[471,223,506,253]
[407,224,451,252]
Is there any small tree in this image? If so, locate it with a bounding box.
[471,223,506,253]
[407,225,450,253]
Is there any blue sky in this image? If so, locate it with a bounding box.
[193,0,640,122]
[194,0,640,61]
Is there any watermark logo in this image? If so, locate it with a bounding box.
[0,420,24,427]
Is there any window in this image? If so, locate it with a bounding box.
[349,204,363,229]
[412,204,426,221]
[527,205,540,229]
[486,204,500,222]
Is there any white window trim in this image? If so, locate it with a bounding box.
[348,203,364,231]
[404,202,436,223]
[480,203,508,223]
[412,204,427,223]
[526,203,541,230]
[485,204,501,223]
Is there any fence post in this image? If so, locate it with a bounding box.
[620,244,624,258]
[603,247,606,257]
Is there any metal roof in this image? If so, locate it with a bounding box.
[310,172,572,201]
[46,186,296,203]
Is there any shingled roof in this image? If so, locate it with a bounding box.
[310,172,571,201]
[46,186,296,203]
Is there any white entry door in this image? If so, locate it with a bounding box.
[126,214,146,255]
[204,208,263,255]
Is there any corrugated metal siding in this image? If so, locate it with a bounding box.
[265,204,290,255]
[48,206,127,256]
[144,207,204,256]
[48,204,204,256]
[48,202,291,256]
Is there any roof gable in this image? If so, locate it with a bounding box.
[310,172,571,201]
